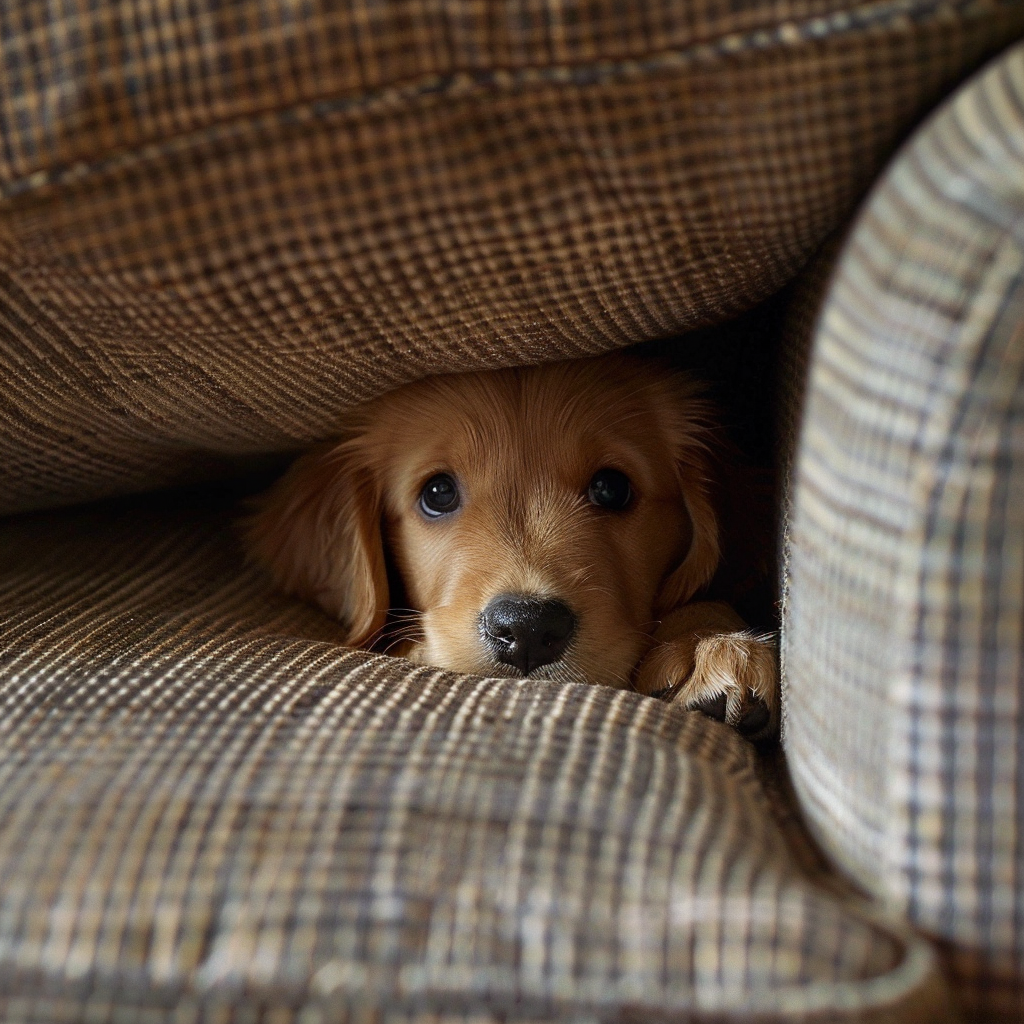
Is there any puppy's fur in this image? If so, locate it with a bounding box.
[246,353,778,737]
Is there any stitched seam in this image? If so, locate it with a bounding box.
[0,0,1014,203]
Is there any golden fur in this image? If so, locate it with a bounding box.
[246,353,778,736]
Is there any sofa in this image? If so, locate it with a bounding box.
[1,2,1022,1021]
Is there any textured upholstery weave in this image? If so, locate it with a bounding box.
[2,1,1023,514]
[4,3,1024,1019]
[0,494,952,1021]
[784,42,1024,1022]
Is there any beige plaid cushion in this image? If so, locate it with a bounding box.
[784,41,1024,1022]
[2,0,1023,514]
[0,494,950,1022]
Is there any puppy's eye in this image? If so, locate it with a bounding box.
[419,473,460,517]
[588,468,632,510]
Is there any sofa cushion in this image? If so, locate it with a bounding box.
[784,41,1024,1022]
[2,1,1023,514]
[0,492,949,1022]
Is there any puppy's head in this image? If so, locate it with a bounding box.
[246,355,719,687]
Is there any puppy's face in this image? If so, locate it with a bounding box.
[248,355,719,688]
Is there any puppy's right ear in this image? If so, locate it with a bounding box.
[243,442,388,647]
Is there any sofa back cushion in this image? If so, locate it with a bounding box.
[2,0,1023,513]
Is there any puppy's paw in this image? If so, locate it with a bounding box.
[636,631,779,740]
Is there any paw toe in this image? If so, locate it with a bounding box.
[736,698,770,737]
[691,692,728,722]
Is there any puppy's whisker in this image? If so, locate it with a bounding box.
[360,625,391,648]
[361,616,418,648]
[385,609,422,624]
[379,624,425,656]
[364,608,426,655]
[386,621,423,638]
[381,639,418,657]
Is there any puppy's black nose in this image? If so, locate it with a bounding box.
[480,595,577,675]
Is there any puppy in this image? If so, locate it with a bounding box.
[246,353,778,737]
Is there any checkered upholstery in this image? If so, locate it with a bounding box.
[784,40,1024,1023]
[3,0,1022,514]
[3,2,1024,1020]
[0,496,951,1021]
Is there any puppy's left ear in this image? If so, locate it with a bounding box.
[243,441,389,646]
[654,463,720,613]
[653,392,722,614]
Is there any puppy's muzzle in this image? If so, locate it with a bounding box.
[480,595,577,675]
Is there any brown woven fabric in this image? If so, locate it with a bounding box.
[0,491,950,1022]
[784,41,1024,1022]
[0,0,1009,188]
[2,1,1023,514]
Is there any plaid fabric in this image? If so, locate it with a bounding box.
[2,1,1023,514]
[0,492,951,1022]
[784,42,1024,1023]
[773,230,847,742]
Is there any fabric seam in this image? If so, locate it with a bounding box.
[0,0,1014,203]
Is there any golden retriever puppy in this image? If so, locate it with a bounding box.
[246,353,778,737]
